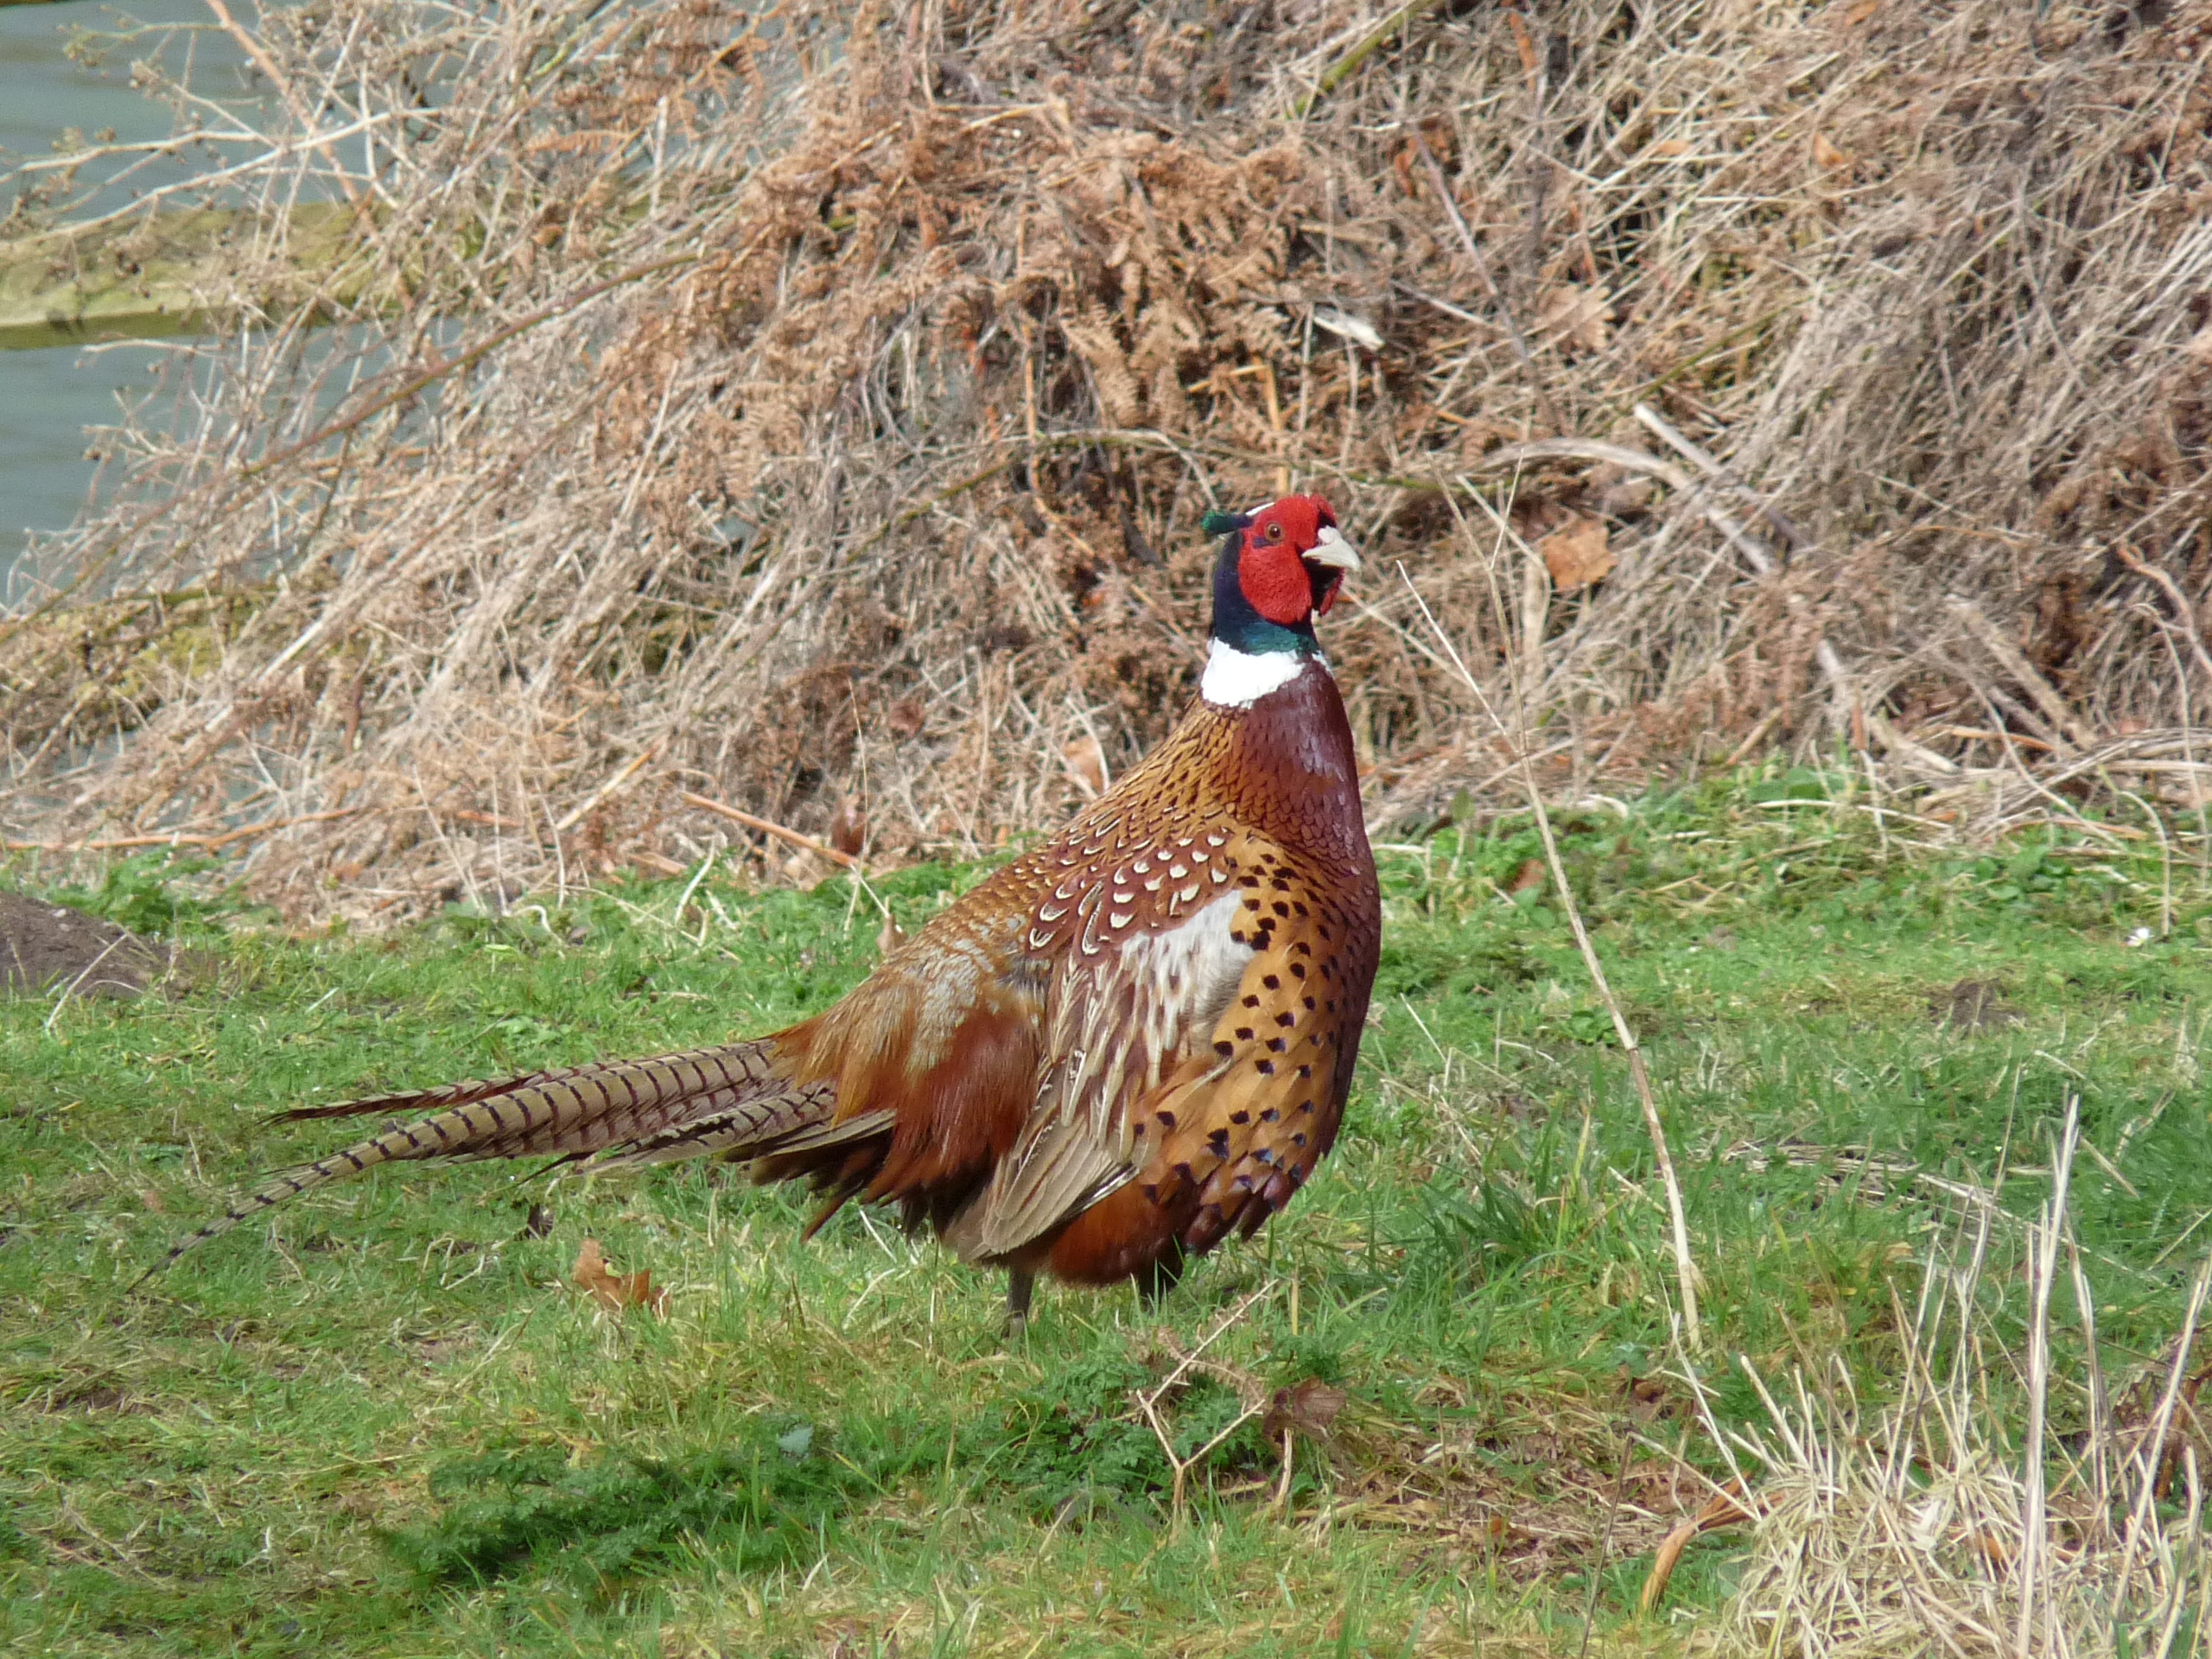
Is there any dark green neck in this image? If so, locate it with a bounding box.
[1209,531,1316,656]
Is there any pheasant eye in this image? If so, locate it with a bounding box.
[1263,522,1284,542]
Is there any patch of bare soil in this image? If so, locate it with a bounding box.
[1930,978,2022,1032]
[0,892,176,999]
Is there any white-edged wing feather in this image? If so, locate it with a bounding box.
[943,892,1251,1260]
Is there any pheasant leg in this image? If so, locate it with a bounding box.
[1005,1268,1036,1331]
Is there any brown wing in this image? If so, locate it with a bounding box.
[941,821,1364,1265]
[711,798,1222,1231]
[1037,828,1380,1284]
[752,871,1053,1230]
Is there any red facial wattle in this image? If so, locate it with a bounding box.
[1236,496,1348,626]
[1238,539,1319,625]
[1313,567,1345,617]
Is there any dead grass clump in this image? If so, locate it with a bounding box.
[2,0,2209,916]
[1683,1114,2212,1657]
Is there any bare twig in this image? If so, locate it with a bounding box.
[2114,543,2212,691]
[1133,1282,1275,1523]
[1631,402,1859,731]
[0,249,708,632]
[1414,131,1563,435]
[1948,598,2094,751]
[42,930,134,1037]
[200,0,362,204]
[553,740,668,836]
[1627,399,1813,556]
[1292,0,1449,118]
[2016,1097,2077,1658]
[678,791,863,872]
[1641,1480,1751,1613]
[3,806,364,854]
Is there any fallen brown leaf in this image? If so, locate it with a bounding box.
[884,697,926,740]
[1812,131,1852,170]
[1538,514,1615,592]
[1265,1377,1348,1443]
[571,1236,667,1317]
[1537,283,1612,353]
[1061,734,1108,798]
[828,796,866,858]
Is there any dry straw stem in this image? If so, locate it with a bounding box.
[1670,1112,2212,1657]
[3,0,2211,918]
[1400,555,1703,1352]
[3,805,362,855]
[1131,1281,1276,1525]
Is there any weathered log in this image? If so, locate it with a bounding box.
[0,201,359,350]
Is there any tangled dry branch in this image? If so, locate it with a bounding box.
[3,0,2209,918]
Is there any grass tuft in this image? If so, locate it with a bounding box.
[3,774,2210,1653]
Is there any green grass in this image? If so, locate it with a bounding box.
[3,767,2210,1656]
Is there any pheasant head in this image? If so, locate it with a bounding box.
[1198,495,1362,709]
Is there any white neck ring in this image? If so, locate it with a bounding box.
[1200,639,1322,709]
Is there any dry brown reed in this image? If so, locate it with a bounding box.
[3,0,2210,917]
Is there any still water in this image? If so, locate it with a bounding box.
[1,0,268,584]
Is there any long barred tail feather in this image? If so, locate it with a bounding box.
[146,1039,849,1278]
[273,1075,570,1122]
[596,1102,892,1168]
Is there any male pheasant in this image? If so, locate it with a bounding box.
[160,496,1382,1319]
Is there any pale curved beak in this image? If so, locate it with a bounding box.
[1304,524,1362,571]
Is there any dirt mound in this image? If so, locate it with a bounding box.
[1,0,2206,919]
[0,893,175,999]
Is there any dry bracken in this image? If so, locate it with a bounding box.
[3,0,2209,917]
